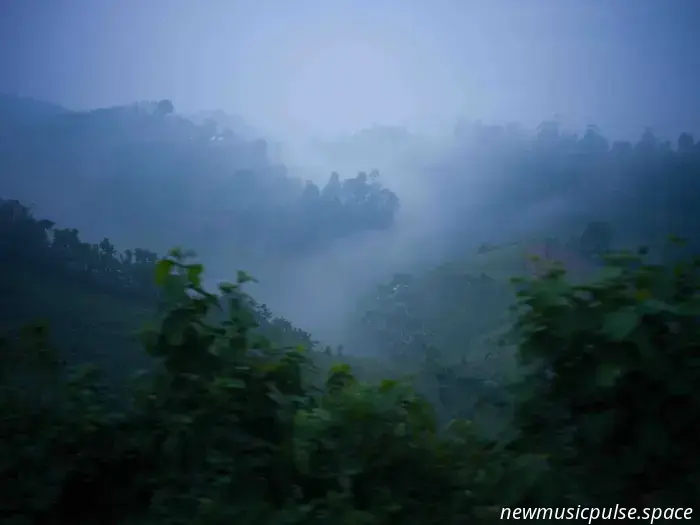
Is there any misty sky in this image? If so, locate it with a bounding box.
[1,0,699,138]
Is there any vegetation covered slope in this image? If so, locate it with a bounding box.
[0,96,399,263]
[2,233,700,523]
[3,95,700,523]
[0,198,315,377]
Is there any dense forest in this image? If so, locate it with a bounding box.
[2,94,700,523]
[0,95,399,265]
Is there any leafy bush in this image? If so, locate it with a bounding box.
[511,243,700,507]
[3,242,700,523]
[0,251,509,525]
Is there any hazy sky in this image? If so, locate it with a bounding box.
[1,0,699,138]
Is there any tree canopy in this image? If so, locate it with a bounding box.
[0,95,400,262]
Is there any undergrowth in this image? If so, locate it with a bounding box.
[2,245,699,524]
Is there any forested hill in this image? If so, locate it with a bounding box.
[433,122,700,253]
[3,196,700,522]
[4,93,700,275]
[0,95,400,267]
[3,94,700,522]
[0,196,318,373]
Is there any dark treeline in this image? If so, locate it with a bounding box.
[432,120,700,256]
[3,93,700,270]
[0,95,399,262]
[0,198,159,300]
[0,197,315,376]
[2,94,700,523]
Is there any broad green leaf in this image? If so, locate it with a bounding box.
[186,263,204,286]
[154,258,174,285]
[603,309,639,340]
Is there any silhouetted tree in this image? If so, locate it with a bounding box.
[155,99,174,117]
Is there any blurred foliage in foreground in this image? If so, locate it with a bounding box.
[3,236,700,523]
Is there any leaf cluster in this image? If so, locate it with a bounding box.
[0,251,507,525]
[511,243,700,506]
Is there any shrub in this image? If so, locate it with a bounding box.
[3,244,700,523]
[0,251,508,524]
[511,244,700,507]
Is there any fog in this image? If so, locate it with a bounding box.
[3,0,699,138]
[2,0,700,348]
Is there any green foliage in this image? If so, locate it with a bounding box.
[0,201,317,376]
[4,238,700,523]
[0,198,160,301]
[5,91,700,525]
[354,266,513,364]
[348,230,606,428]
[510,244,700,506]
[0,251,508,525]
